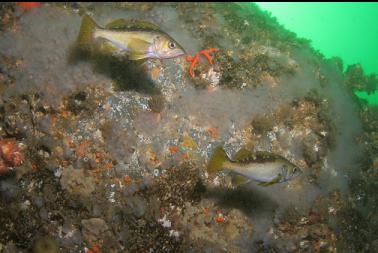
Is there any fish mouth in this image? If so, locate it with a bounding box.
[181,48,188,55]
[175,48,187,57]
[160,51,186,59]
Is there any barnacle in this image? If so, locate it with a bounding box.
[148,94,165,114]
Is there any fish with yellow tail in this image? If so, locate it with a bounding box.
[207,147,302,186]
[76,15,186,60]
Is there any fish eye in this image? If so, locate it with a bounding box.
[168,41,176,49]
[293,167,300,174]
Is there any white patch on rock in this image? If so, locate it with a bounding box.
[158,215,172,228]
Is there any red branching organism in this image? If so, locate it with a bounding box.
[186,48,218,78]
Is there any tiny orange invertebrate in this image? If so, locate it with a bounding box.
[62,111,71,118]
[215,216,225,223]
[215,211,226,223]
[86,244,101,253]
[0,139,24,174]
[124,175,133,184]
[151,67,161,80]
[0,160,8,174]
[181,153,189,160]
[31,163,38,173]
[92,244,101,253]
[169,146,179,154]
[207,127,220,139]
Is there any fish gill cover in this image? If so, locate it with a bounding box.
[0,2,376,253]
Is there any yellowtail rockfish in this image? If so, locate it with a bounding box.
[76,15,186,60]
[208,147,302,186]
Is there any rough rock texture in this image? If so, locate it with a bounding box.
[0,2,375,253]
[60,166,95,197]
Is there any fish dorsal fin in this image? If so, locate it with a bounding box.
[253,151,285,163]
[105,19,161,31]
[207,146,230,174]
[233,148,254,163]
[234,149,286,163]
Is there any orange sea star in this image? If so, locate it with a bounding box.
[186,48,218,78]
[16,2,42,10]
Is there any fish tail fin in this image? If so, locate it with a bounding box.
[76,14,99,47]
[207,146,230,174]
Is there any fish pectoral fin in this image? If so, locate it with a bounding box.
[207,146,229,174]
[126,38,153,60]
[128,53,148,61]
[231,174,250,187]
[99,41,121,54]
[128,38,152,50]
[258,175,282,187]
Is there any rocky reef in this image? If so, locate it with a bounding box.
[0,2,376,253]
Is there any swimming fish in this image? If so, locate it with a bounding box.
[76,15,186,60]
[207,147,302,186]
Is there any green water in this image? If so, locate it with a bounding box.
[256,2,378,105]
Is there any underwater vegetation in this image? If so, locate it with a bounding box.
[0,2,377,253]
